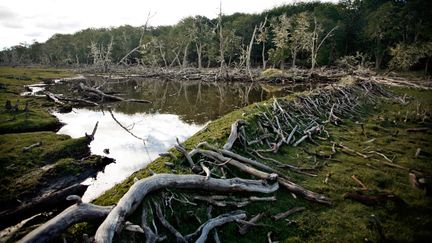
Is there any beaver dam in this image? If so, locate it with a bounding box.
[1,66,430,242]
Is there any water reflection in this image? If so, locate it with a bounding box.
[54,109,202,201]
[51,79,291,124]
[51,79,293,201]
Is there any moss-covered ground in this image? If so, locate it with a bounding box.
[91,83,431,242]
[0,67,101,211]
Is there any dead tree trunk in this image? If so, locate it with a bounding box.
[182,42,190,68]
[196,43,203,69]
[190,210,246,243]
[195,149,331,205]
[95,174,278,243]
[79,83,151,103]
[246,26,257,79]
[0,184,88,230]
[223,119,246,150]
[18,198,113,243]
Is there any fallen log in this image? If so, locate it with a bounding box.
[196,149,331,205]
[22,141,42,152]
[271,207,305,221]
[351,175,368,190]
[45,90,99,107]
[44,91,66,106]
[223,120,246,150]
[239,212,265,235]
[153,202,187,243]
[0,184,88,230]
[94,174,278,243]
[185,210,246,243]
[18,197,113,243]
[141,205,166,243]
[197,142,291,179]
[79,83,151,103]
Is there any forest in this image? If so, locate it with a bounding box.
[0,0,432,242]
[1,0,431,73]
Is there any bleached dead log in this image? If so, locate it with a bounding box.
[94,174,278,243]
[22,141,42,152]
[185,210,246,243]
[153,203,187,243]
[198,142,305,177]
[18,198,113,243]
[79,83,151,103]
[44,91,66,105]
[223,120,246,150]
[239,212,265,235]
[0,213,43,242]
[45,90,99,107]
[124,221,144,234]
[196,149,331,205]
[159,152,177,161]
[271,207,305,221]
[205,206,221,243]
[193,195,250,208]
[174,141,195,168]
[200,162,211,180]
[351,175,368,190]
[0,184,88,230]
[141,205,166,243]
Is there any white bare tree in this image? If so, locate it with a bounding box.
[309,16,338,73]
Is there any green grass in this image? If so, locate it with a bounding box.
[0,67,72,133]
[0,67,102,210]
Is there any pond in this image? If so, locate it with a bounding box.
[50,78,294,201]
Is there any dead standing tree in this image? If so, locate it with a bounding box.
[117,12,153,66]
[309,16,338,73]
[246,25,258,80]
[217,3,228,79]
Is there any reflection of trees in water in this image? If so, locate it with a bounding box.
[52,78,292,124]
[195,81,202,104]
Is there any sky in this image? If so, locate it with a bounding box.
[0,0,337,50]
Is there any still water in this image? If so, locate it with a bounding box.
[51,79,291,201]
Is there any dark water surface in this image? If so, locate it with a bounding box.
[51,79,292,201]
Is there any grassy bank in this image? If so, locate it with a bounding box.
[0,67,108,212]
[91,81,431,242]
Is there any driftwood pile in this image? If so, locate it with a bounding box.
[42,81,151,113]
[82,66,356,83]
[17,79,398,243]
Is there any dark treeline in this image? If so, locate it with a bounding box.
[1,0,431,72]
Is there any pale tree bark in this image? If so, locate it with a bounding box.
[291,49,297,68]
[310,17,338,73]
[246,26,258,79]
[156,41,168,68]
[196,43,204,69]
[218,2,227,77]
[18,199,113,243]
[182,41,190,68]
[117,12,153,66]
[257,16,268,69]
[94,174,278,243]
